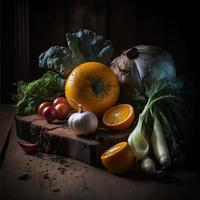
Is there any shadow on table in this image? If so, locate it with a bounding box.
[117,167,184,185]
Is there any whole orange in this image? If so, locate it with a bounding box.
[65,62,120,116]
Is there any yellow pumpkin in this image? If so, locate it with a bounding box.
[65,62,120,116]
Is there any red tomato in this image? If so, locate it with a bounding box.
[55,103,70,120]
[38,102,52,116]
[42,106,57,122]
[53,97,69,107]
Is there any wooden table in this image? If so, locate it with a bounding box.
[0,105,200,200]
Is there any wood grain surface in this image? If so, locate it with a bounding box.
[0,105,16,167]
[16,115,130,166]
[1,119,200,200]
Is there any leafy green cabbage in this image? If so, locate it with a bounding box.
[38,29,114,77]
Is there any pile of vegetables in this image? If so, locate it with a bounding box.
[128,79,188,175]
[15,29,189,176]
[111,46,189,175]
[15,29,114,115]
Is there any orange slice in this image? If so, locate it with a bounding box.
[103,104,135,131]
[101,142,135,173]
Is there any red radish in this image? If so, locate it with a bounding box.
[55,103,70,120]
[38,101,52,116]
[42,106,57,122]
[53,97,69,107]
[17,141,38,154]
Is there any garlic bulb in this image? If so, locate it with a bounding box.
[68,104,98,136]
[111,45,176,94]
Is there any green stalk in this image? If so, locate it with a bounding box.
[151,112,171,169]
[128,93,175,160]
[141,95,176,117]
[128,115,149,159]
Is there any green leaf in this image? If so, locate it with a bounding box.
[38,29,114,78]
[15,71,65,115]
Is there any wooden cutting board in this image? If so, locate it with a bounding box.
[16,115,131,166]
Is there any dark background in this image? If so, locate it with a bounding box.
[1,0,199,101]
[1,0,199,167]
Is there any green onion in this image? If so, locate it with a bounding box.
[128,78,187,170]
[128,114,149,159]
[151,112,171,168]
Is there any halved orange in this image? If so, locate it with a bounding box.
[102,104,135,131]
[101,142,135,173]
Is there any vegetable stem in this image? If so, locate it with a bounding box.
[140,95,176,119]
[151,112,171,169]
[70,98,84,113]
[128,79,186,171]
[128,115,149,159]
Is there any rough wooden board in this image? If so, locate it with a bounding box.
[16,115,65,142]
[47,127,100,145]
[46,128,104,165]
[16,114,43,121]
[16,115,130,166]
[1,122,200,200]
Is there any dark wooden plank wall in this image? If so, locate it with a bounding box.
[1,0,15,103]
[1,0,198,103]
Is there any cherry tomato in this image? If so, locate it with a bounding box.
[38,102,52,116]
[42,106,57,122]
[55,103,70,120]
[53,97,69,107]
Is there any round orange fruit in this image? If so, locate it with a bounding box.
[65,62,120,116]
[103,104,135,131]
[101,142,135,173]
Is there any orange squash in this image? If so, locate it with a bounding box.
[65,62,120,116]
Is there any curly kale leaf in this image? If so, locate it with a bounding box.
[38,29,114,77]
[16,71,65,115]
[38,46,73,77]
